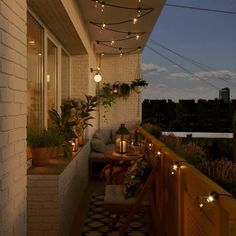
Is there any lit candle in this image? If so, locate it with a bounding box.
[119,140,126,153]
[72,142,76,152]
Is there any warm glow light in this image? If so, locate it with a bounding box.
[133,18,138,24]
[136,34,140,40]
[94,73,102,82]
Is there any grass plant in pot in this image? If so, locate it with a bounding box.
[27,128,66,166]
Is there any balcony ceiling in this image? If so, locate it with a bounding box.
[78,0,165,55]
[27,0,165,56]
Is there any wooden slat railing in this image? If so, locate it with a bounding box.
[137,126,236,236]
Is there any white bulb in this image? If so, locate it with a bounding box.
[94,73,102,82]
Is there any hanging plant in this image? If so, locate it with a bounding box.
[119,83,131,98]
[131,78,148,93]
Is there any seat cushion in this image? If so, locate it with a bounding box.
[91,138,106,153]
[104,185,149,206]
[124,155,151,199]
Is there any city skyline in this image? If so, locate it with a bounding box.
[142,0,236,102]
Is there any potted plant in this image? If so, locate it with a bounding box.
[76,95,97,145]
[130,78,148,93]
[119,83,131,98]
[27,128,66,166]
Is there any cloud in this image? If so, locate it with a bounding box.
[195,70,236,81]
[142,63,168,75]
[169,72,189,80]
[172,65,179,68]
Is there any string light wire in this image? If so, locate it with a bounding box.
[149,39,236,89]
[146,44,220,90]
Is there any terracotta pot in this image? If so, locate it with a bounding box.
[77,135,84,146]
[31,147,50,166]
[48,146,60,158]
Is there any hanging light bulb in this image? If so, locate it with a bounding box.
[101,52,104,56]
[199,192,218,209]
[136,34,140,40]
[137,8,141,17]
[101,23,106,30]
[101,3,105,12]
[94,73,102,82]
[94,0,99,8]
[133,17,138,24]
[111,40,115,45]
[119,48,123,57]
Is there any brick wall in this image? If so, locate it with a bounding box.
[71,54,89,99]
[99,54,141,130]
[27,142,90,236]
[0,0,27,235]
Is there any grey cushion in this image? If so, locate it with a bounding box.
[91,138,106,153]
[94,130,112,144]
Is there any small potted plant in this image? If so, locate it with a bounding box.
[130,78,148,93]
[119,83,131,98]
[27,128,66,166]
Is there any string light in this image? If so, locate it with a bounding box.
[133,17,138,24]
[198,191,234,210]
[96,41,141,56]
[170,161,186,175]
[91,0,153,26]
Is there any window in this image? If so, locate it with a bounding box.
[47,39,58,111]
[27,13,44,130]
[61,49,70,101]
[27,12,71,130]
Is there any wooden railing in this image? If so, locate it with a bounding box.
[137,126,236,236]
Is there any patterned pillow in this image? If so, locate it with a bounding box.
[123,155,150,199]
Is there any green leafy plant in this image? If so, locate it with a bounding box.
[160,133,206,165]
[100,83,116,108]
[197,158,236,197]
[130,78,148,88]
[141,122,162,138]
[119,83,130,97]
[49,95,97,140]
[77,95,97,133]
[48,100,78,141]
[27,128,65,148]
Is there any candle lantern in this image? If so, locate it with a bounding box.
[112,83,120,95]
[115,124,130,154]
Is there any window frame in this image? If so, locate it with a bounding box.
[27,9,71,129]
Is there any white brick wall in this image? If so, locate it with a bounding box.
[99,54,141,130]
[27,142,90,236]
[0,0,27,235]
[71,55,89,99]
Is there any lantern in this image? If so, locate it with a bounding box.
[115,124,130,154]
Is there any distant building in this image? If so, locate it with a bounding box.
[219,87,230,103]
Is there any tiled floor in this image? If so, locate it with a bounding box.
[70,180,106,235]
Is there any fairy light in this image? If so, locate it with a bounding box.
[198,191,234,210]
[137,8,141,17]
[136,34,140,40]
[111,40,115,45]
[171,161,186,175]
[133,17,138,24]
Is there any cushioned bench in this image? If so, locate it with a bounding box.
[89,129,115,178]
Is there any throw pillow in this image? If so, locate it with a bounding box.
[123,155,150,199]
[91,138,106,153]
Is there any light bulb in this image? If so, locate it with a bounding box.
[133,18,138,24]
[111,40,115,45]
[136,34,140,40]
[94,73,102,82]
